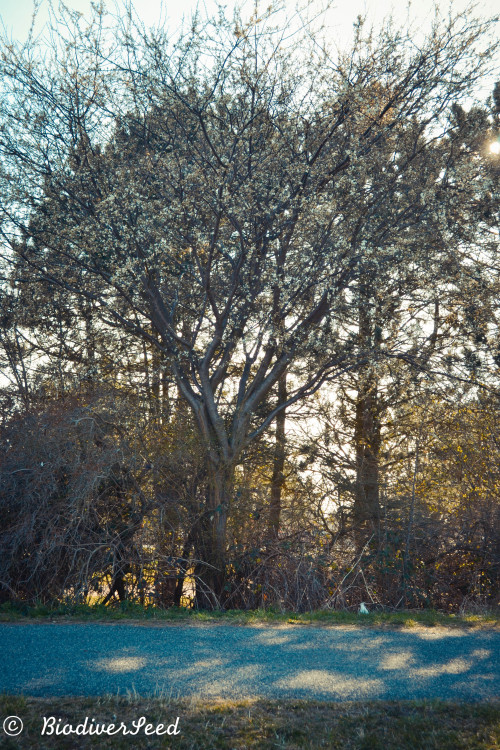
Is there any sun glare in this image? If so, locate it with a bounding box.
[490,141,500,155]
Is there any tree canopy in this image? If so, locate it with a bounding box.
[0,1,499,608]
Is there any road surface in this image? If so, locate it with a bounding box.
[0,623,498,701]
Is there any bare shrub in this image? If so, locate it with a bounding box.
[0,392,148,604]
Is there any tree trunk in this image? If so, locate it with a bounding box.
[194,463,233,609]
[102,556,128,605]
[353,367,381,546]
[352,274,382,549]
[268,373,287,537]
[173,527,195,607]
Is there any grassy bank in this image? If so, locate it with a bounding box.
[0,602,498,629]
[0,695,498,749]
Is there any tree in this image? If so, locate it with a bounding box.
[314,81,500,549]
[0,2,497,606]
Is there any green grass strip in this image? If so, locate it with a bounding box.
[0,602,498,629]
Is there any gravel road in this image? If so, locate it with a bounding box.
[0,623,498,701]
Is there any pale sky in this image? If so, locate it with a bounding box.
[1,0,498,45]
[0,0,498,103]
